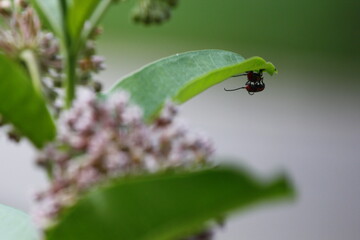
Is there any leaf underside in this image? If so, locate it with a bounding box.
[0,203,38,240]
[107,49,277,121]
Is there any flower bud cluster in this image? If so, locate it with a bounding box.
[0,1,61,141]
[132,0,179,25]
[34,88,213,229]
[78,28,105,93]
[0,2,106,141]
[0,4,40,58]
[0,0,28,18]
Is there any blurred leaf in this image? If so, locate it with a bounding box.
[0,203,38,240]
[107,49,276,120]
[66,0,101,47]
[0,55,56,148]
[30,0,63,38]
[31,0,106,48]
[46,166,293,240]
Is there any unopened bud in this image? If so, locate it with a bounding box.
[131,0,176,25]
[0,0,12,17]
[93,81,102,93]
[89,27,103,40]
[15,0,29,9]
[7,129,22,143]
[167,0,178,7]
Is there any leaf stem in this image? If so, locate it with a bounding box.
[20,49,42,96]
[59,0,77,109]
[63,49,77,109]
[60,0,115,108]
[20,49,56,178]
[80,0,114,45]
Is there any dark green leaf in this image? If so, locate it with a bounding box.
[31,0,105,50]
[66,0,101,47]
[0,55,56,148]
[0,203,39,240]
[107,49,277,120]
[46,166,293,240]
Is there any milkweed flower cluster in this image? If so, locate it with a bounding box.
[0,0,61,72]
[0,0,105,106]
[34,89,214,229]
[0,0,105,140]
[132,0,179,25]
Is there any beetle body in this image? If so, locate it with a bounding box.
[224,70,265,95]
[244,71,265,95]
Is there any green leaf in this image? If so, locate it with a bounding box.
[0,55,56,148]
[107,49,277,120]
[0,203,39,240]
[46,166,293,240]
[66,0,101,47]
[30,0,64,38]
[31,0,105,48]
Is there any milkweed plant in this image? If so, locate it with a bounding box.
[0,1,294,240]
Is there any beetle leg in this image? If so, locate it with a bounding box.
[224,87,246,92]
[231,73,247,78]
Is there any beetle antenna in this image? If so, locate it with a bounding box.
[224,87,245,91]
[232,73,248,78]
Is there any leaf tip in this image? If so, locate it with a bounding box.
[264,61,277,76]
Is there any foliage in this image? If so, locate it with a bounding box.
[45,167,293,240]
[108,50,276,120]
[0,1,293,240]
[0,54,55,148]
[0,203,38,240]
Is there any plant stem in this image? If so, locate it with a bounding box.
[20,49,55,180]
[60,0,115,108]
[59,0,77,109]
[20,49,42,96]
[63,49,77,109]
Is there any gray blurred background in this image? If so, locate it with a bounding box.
[1,0,360,239]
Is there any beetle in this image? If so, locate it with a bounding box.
[224,70,265,95]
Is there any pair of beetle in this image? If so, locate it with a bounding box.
[224,70,265,95]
